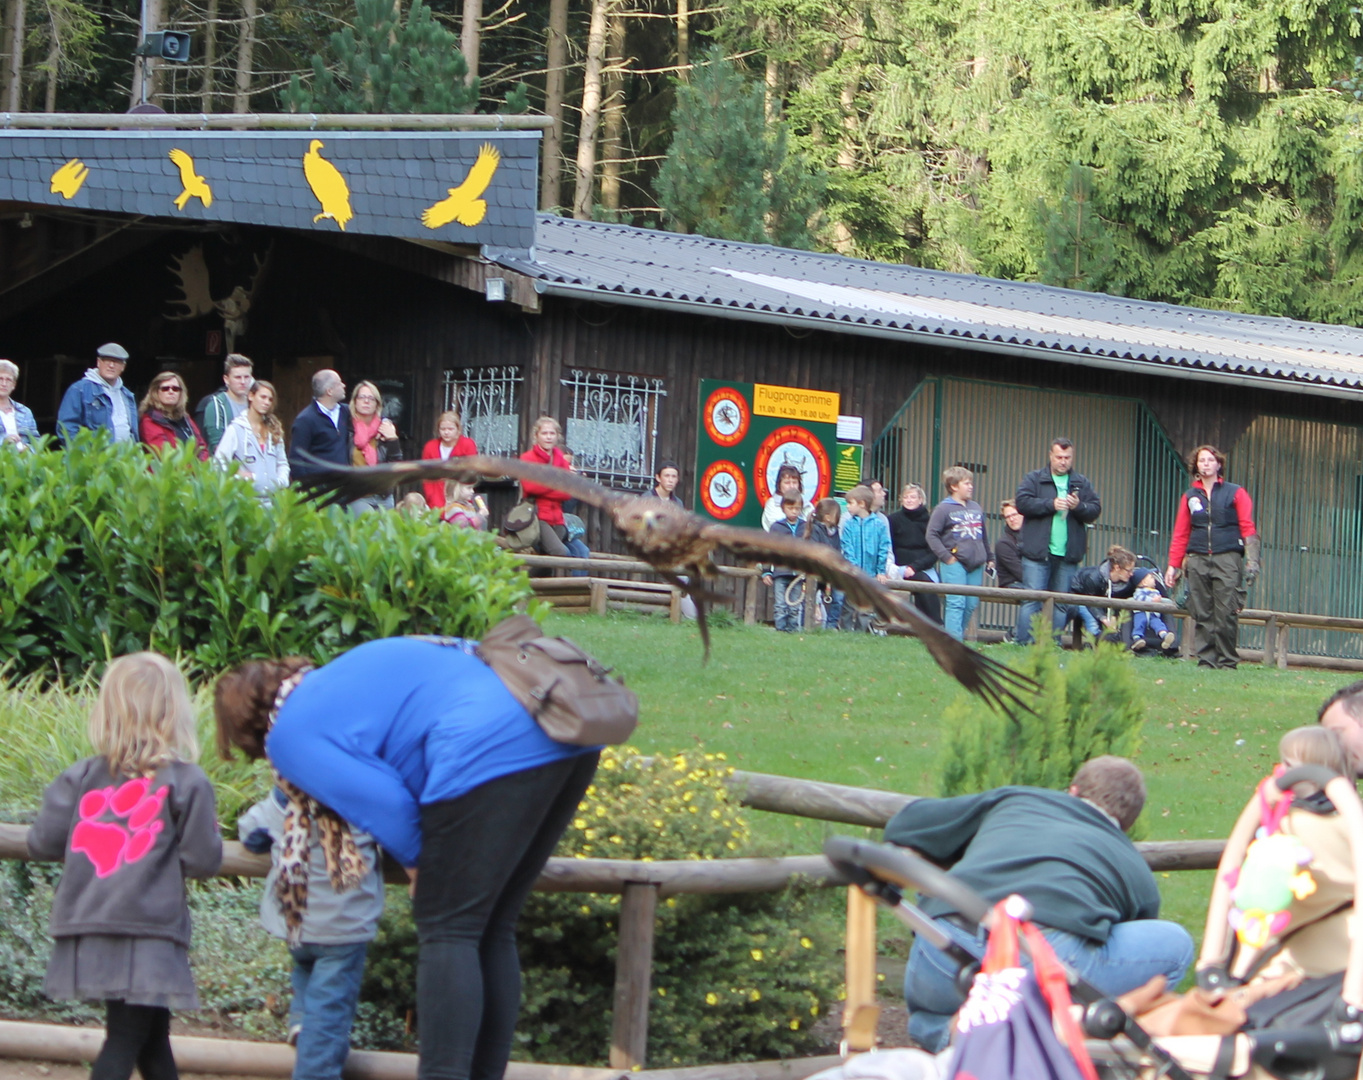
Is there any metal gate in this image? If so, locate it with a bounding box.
[870,376,1187,635]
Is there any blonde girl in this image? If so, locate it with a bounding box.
[27,653,222,1080]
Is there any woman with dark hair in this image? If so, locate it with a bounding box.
[1165,445,1259,669]
[760,464,812,530]
[215,639,598,1080]
[888,483,942,624]
[139,372,209,460]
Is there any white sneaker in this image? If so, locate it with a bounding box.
[1160,631,1177,650]
[287,1024,302,1046]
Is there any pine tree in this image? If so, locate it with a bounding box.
[283,0,480,114]
[655,46,826,248]
[1038,162,1120,294]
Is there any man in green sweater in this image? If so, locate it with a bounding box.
[885,756,1192,1051]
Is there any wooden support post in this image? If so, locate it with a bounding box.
[1263,616,1278,667]
[589,579,609,616]
[804,575,819,631]
[1041,597,1055,636]
[842,885,880,1054]
[743,574,758,625]
[1277,623,1290,670]
[610,881,660,1070]
[1179,615,1194,660]
[668,586,682,624]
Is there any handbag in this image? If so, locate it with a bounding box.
[500,499,541,552]
[475,615,638,746]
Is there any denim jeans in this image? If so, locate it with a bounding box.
[904,915,1193,1051]
[1077,606,1102,636]
[289,941,370,1080]
[1016,556,1078,644]
[938,562,982,641]
[414,752,599,1080]
[565,537,591,577]
[771,575,802,632]
[1131,609,1170,639]
[822,589,844,630]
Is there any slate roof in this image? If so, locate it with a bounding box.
[492,216,1363,396]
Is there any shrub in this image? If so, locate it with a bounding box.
[938,637,1145,798]
[0,435,532,679]
[357,748,837,1067]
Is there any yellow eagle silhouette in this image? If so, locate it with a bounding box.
[168,149,213,210]
[421,144,501,229]
[50,159,90,199]
[303,140,353,231]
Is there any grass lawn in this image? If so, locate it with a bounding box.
[543,610,1345,939]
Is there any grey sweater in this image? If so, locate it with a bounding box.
[28,757,222,946]
[238,789,385,945]
[926,498,992,571]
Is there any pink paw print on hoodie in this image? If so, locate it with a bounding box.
[71,777,167,878]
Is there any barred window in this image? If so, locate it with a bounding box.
[560,370,666,490]
[442,365,523,457]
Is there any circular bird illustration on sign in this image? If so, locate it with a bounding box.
[699,460,747,519]
[702,387,750,447]
[754,426,831,505]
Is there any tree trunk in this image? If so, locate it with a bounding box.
[43,37,55,112]
[675,0,688,79]
[572,0,612,219]
[233,0,257,113]
[201,0,218,111]
[599,11,625,212]
[540,0,569,210]
[461,0,480,87]
[764,49,778,121]
[3,0,21,113]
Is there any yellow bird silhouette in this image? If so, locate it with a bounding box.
[421,144,501,229]
[168,149,213,210]
[302,140,353,231]
[50,158,90,199]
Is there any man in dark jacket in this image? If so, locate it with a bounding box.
[289,369,352,479]
[1014,438,1102,644]
[887,757,1192,1051]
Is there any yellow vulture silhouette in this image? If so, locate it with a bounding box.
[303,140,354,231]
[50,159,90,199]
[421,144,501,229]
[168,149,213,210]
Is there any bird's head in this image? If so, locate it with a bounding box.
[617,499,687,543]
[308,139,324,153]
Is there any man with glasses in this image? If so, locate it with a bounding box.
[57,343,138,446]
[196,354,254,455]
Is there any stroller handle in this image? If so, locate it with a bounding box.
[823,836,992,924]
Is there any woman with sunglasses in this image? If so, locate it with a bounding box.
[138,372,208,461]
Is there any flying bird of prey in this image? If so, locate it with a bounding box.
[49,158,89,199]
[302,140,354,231]
[421,144,501,229]
[299,455,1036,720]
[168,149,213,210]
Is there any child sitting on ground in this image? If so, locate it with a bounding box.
[806,497,844,630]
[238,783,385,1079]
[761,493,806,632]
[441,480,488,530]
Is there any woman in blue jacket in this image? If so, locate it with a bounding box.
[214,637,599,1080]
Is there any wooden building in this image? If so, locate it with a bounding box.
[3,121,1363,652]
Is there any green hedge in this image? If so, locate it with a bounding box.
[0,436,532,678]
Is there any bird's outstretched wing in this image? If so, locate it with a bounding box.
[296,452,632,514]
[457,144,500,200]
[169,148,195,185]
[702,522,1037,721]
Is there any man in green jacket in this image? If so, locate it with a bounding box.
[196,354,254,454]
[885,756,1192,1051]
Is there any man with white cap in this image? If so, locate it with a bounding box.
[57,343,139,446]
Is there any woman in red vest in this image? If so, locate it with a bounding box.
[519,415,572,556]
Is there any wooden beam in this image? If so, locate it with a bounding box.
[609,882,659,1069]
[841,887,880,1054]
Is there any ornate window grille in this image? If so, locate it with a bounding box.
[442,366,523,457]
[560,370,666,490]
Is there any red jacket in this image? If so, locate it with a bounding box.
[420,436,478,508]
[140,412,209,462]
[519,444,570,526]
[1167,476,1256,566]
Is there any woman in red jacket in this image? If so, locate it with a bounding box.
[420,411,478,508]
[519,415,572,556]
[138,372,208,461]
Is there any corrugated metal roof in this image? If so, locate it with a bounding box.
[491,216,1363,394]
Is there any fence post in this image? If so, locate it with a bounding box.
[589,580,609,617]
[743,572,758,625]
[609,881,660,1069]
[1041,597,1055,635]
[1277,622,1290,670]
[1264,616,1278,667]
[804,575,819,631]
[1179,615,1194,660]
[842,886,880,1054]
[668,586,682,624]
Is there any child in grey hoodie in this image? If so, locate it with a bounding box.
[239,788,385,1080]
[926,466,993,642]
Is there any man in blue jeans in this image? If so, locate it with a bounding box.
[885,757,1192,1052]
[1014,438,1102,644]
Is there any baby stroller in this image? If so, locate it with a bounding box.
[821,766,1363,1080]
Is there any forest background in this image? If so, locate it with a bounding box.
[12,0,1363,324]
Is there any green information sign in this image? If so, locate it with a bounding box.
[694,379,839,528]
[834,443,863,492]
